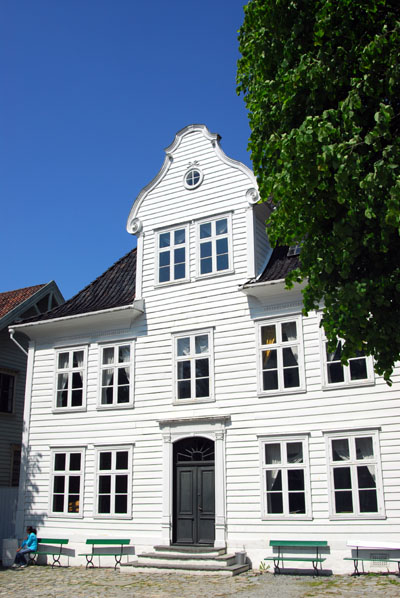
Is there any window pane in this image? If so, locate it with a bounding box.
[216,237,228,255]
[335,491,353,513]
[287,442,303,463]
[102,387,113,405]
[53,476,65,493]
[174,247,185,264]
[282,321,297,342]
[265,444,281,464]
[68,476,80,494]
[56,390,68,408]
[201,257,212,274]
[54,453,66,471]
[99,452,112,470]
[116,451,128,470]
[333,467,352,489]
[327,362,344,383]
[261,325,276,345]
[102,347,114,365]
[178,380,191,399]
[195,358,209,377]
[71,390,82,407]
[177,337,190,356]
[267,492,283,514]
[216,219,228,235]
[159,251,170,266]
[356,437,374,460]
[118,367,130,385]
[72,372,83,389]
[200,241,212,258]
[118,346,130,363]
[357,465,376,489]
[266,469,282,491]
[217,253,229,271]
[159,266,170,283]
[359,489,378,513]
[196,378,209,398]
[117,386,129,403]
[326,341,342,362]
[98,495,111,514]
[263,370,278,391]
[195,335,208,354]
[289,492,305,514]
[332,439,349,461]
[178,361,191,379]
[69,453,81,471]
[174,228,185,244]
[159,232,170,248]
[115,494,128,514]
[283,347,298,367]
[99,475,111,493]
[68,495,80,513]
[174,263,186,280]
[73,351,84,368]
[262,349,277,369]
[349,358,368,380]
[57,373,68,390]
[200,223,211,238]
[283,367,300,388]
[53,494,64,512]
[58,353,69,369]
[288,469,304,490]
[116,474,128,493]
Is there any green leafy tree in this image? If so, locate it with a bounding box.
[237,0,400,382]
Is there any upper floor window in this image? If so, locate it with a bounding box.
[0,371,15,413]
[55,347,87,410]
[95,446,132,518]
[320,329,374,388]
[197,216,232,276]
[260,436,311,519]
[184,167,203,190]
[325,430,384,519]
[50,448,85,517]
[157,226,188,284]
[257,316,305,395]
[99,342,134,408]
[173,330,213,403]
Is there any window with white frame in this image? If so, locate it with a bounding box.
[325,431,384,518]
[197,216,231,276]
[322,334,374,387]
[95,446,132,517]
[0,371,15,413]
[50,449,84,516]
[260,436,311,519]
[257,316,305,394]
[157,226,188,284]
[174,330,213,402]
[99,343,133,407]
[55,347,87,409]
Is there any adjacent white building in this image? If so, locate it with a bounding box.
[12,125,400,573]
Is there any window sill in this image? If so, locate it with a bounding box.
[322,379,375,391]
[195,269,235,281]
[93,514,132,520]
[173,397,215,406]
[329,514,386,520]
[155,278,191,288]
[261,515,313,521]
[49,513,84,519]
[52,407,87,414]
[258,388,306,398]
[96,403,134,411]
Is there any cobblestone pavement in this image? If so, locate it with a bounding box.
[1,567,400,598]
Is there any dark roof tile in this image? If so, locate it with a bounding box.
[0,284,46,319]
[257,246,300,283]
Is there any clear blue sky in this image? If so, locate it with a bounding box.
[1,0,252,300]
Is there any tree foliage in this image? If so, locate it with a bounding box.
[237,0,400,382]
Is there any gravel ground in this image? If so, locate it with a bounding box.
[1,566,400,598]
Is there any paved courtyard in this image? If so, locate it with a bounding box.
[1,567,400,598]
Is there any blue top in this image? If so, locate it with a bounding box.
[21,533,37,551]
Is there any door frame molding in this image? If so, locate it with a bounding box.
[158,415,230,548]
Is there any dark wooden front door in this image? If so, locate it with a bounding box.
[173,437,215,545]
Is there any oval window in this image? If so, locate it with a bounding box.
[184,168,203,189]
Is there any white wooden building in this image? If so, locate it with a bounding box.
[12,125,400,573]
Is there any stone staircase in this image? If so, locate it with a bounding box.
[121,545,250,576]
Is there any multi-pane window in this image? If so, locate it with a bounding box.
[323,338,373,387]
[157,227,188,284]
[50,449,84,516]
[55,348,86,409]
[174,331,212,401]
[198,217,231,276]
[326,432,384,518]
[96,447,132,517]
[258,317,304,394]
[100,343,133,407]
[261,437,311,519]
[0,372,15,413]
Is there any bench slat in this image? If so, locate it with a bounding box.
[37,539,69,545]
[85,539,130,545]
[270,540,328,548]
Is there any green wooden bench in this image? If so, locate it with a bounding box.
[344,540,400,575]
[29,538,69,568]
[265,540,328,576]
[79,539,130,569]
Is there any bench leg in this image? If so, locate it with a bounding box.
[114,553,123,570]
[273,558,281,575]
[85,554,95,569]
[51,553,62,568]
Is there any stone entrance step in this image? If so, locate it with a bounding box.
[121,545,250,576]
